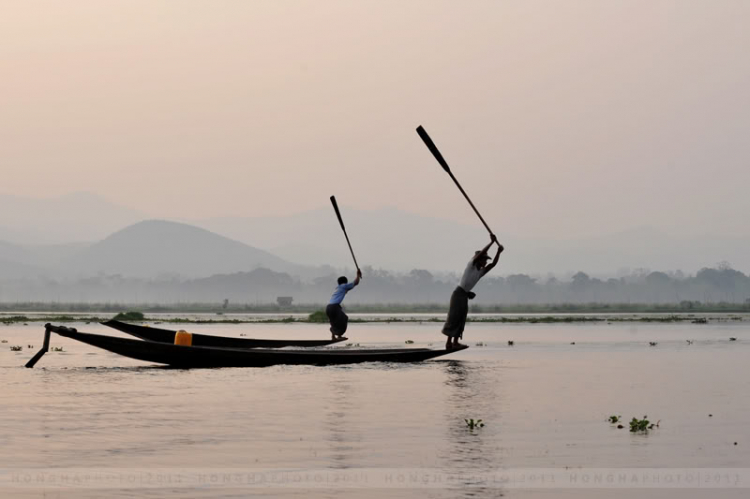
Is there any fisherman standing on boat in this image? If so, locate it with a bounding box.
[326,269,362,339]
[443,234,503,349]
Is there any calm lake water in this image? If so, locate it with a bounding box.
[1,319,749,498]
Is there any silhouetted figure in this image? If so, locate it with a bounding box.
[326,269,362,338]
[443,234,503,349]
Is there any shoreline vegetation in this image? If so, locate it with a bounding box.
[0,303,748,325]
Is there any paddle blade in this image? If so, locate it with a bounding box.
[416,125,451,173]
[330,195,345,230]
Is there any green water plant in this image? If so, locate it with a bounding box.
[113,311,145,321]
[465,418,484,430]
[629,416,660,433]
[307,310,327,323]
[608,415,621,424]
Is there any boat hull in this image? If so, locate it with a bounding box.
[102,319,347,349]
[48,325,467,368]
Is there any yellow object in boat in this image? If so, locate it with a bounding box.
[174,330,192,346]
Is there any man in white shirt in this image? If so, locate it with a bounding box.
[442,234,503,349]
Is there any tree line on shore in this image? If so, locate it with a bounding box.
[1,263,749,306]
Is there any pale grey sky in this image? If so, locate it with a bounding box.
[2,1,749,239]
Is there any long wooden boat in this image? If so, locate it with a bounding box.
[26,324,468,369]
[101,319,347,348]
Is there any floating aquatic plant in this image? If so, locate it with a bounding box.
[649,342,658,346]
[475,342,486,347]
[307,310,327,323]
[10,345,22,351]
[629,416,660,433]
[465,418,484,430]
[405,340,414,344]
[730,337,737,341]
[608,415,621,424]
[113,311,145,321]
[51,347,64,352]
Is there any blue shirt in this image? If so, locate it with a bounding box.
[329,282,356,305]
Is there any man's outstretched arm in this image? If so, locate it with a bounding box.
[472,237,496,265]
[484,240,504,273]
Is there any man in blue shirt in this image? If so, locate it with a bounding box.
[326,269,362,338]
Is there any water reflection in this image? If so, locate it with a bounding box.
[324,370,361,469]
[440,360,505,498]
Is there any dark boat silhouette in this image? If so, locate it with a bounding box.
[26,324,467,369]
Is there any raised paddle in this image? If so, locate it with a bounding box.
[416,125,494,237]
[330,195,360,274]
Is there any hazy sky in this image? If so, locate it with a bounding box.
[2,1,749,239]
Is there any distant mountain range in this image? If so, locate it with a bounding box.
[1,192,749,277]
[62,220,308,279]
[0,220,323,280]
[192,210,750,276]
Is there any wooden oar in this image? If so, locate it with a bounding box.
[330,195,360,274]
[416,125,494,236]
[25,324,52,368]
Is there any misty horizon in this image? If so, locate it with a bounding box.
[2,192,750,279]
[2,1,749,299]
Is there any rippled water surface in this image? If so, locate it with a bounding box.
[1,320,749,498]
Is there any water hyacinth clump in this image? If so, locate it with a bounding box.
[629,416,660,433]
[307,310,328,323]
[113,311,145,321]
[465,418,484,430]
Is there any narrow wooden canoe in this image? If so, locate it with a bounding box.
[27,324,468,369]
[101,319,347,348]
